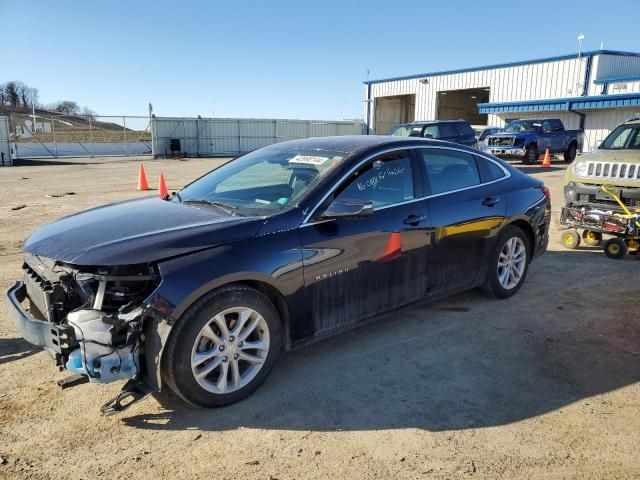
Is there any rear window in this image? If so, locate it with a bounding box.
[476,155,506,182]
[438,123,456,137]
[419,148,481,194]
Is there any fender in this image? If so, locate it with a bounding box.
[141,230,305,391]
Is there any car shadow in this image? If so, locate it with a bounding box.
[122,249,640,433]
[0,337,41,366]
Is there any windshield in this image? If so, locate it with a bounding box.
[600,124,640,150]
[388,124,413,136]
[175,146,347,215]
[504,120,541,133]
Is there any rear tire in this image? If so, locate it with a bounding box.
[523,144,538,165]
[482,225,530,299]
[582,230,602,247]
[163,285,281,407]
[564,142,577,163]
[603,238,627,259]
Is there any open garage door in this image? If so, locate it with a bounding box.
[437,88,489,125]
[374,94,415,134]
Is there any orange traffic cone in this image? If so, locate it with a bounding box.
[137,163,149,190]
[379,232,402,262]
[158,173,169,198]
[542,148,551,168]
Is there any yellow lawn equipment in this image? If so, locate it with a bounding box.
[559,185,640,259]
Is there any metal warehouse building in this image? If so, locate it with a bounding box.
[364,50,640,152]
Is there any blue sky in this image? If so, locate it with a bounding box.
[2,0,639,120]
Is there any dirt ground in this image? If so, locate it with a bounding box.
[0,155,638,480]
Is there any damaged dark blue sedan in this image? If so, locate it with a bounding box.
[7,136,550,413]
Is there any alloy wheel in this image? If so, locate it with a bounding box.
[497,237,527,290]
[190,307,270,394]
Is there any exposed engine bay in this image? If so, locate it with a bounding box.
[21,254,160,411]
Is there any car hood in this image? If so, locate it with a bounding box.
[578,148,640,163]
[24,196,264,266]
[489,132,529,138]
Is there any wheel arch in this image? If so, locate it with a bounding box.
[146,274,294,392]
[505,218,536,255]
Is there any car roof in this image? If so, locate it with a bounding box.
[509,118,557,122]
[262,135,480,157]
[404,120,468,126]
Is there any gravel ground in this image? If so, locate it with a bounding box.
[0,156,638,480]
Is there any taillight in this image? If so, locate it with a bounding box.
[541,185,551,201]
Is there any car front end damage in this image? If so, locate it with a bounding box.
[7,254,166,414]
[483,135,527,158]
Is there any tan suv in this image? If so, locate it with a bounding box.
[565,117,640,213]
[562,117,640,256]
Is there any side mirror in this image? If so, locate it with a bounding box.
[320,199,374,219]
[423,133,434,139]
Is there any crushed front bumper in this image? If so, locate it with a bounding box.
[7,281,76,356]
[565,182,640,211]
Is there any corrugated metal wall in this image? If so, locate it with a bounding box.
[152,117,364,157]
[607,80,640,94]
[596,54,640,80]
[369,56,588,132]
[0,116,11,166]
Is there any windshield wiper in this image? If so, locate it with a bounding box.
[183,199,242,216]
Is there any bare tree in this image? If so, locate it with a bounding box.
[53,100,80,115]
[5,82,19,107]
[80,106,97,120]
[26,87,39,108]
[0,83,6,106]
[15,81,29,107]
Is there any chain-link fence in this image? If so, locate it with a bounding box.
[8,113,152,158]
[151,117,365,157]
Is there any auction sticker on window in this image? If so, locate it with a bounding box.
[289,155,330,166]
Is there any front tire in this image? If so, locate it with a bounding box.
[483,225,530,298]
[561,230,581,249]
[163,285,281,407]
[564,142,577,163]
[603,238,627,259]
[523,144,538,165]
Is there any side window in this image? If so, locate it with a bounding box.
[335,152,414,208]
[409,126,423,136]
[439,123,456,137]
[476,155,506,182]
[454,123,474,136]
[422,125,439,138]
[551,119,563,131]
[542,120,552,133]
[419,148,481,194]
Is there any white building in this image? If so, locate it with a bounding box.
[364,50,640,152]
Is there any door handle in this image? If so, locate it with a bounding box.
[403,214,427,225]
[481,197,500,207]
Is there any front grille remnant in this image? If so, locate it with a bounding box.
[488,136,515,147]
[577,161,640,181]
